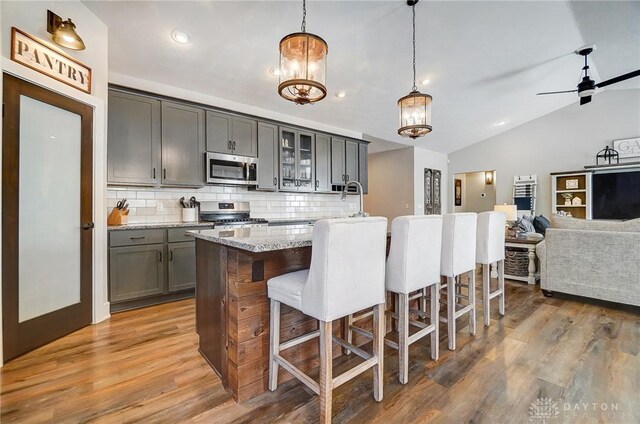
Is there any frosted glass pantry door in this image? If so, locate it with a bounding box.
[18,95,82,322]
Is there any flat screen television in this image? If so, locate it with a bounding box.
[592,171,640,220]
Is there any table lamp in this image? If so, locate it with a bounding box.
[494,204,518,237]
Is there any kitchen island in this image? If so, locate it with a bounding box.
[192,225,373,402]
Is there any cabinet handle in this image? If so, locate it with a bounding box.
[316,180,319,189]
[341,174,345,182]
[232,141,236,150]
[153,168,156,179]
[228,140,232,150]
[346,174,350,182]
[169,250,173,261]
[163,169,167,179]
[158,251,162,262]
[130,236,146,240]
[273,177,277,186]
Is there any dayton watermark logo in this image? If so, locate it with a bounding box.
[529,397,560,423]
[529,397,626,422]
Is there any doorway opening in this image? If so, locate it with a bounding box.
[453,170,496,213]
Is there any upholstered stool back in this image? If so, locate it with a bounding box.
[386,215,443,294]
[441,213,478,278]
[476,211,506,265]
[302,217,388,322]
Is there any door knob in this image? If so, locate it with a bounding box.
[81,223,94,230]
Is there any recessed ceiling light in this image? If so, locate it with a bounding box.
[171,29,190,44]
[335,91,346,98]
[419,78,431,85]
[269,67,280,77]
[494,121,506,127]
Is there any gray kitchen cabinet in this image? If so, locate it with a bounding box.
[331,137,346,185]
[279,127,315,192]
[109,244,165,303]
[358,142,369,194]
[206,111,257,157]
[257,122,279,190]
[161,101,205,187]
[107,91,161,185]
[205,111,232,154]
[168,241,196,292]
[315,134,332,192]
[345,140,359,183]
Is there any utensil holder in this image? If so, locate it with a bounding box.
[182,208,197,222]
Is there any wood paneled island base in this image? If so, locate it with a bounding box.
[195,237,372,402]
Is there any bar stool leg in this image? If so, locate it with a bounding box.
[319,320,333,424]
[469,269,477,336]
[482,264,491,327]
[430,283,439,361]
[268,299,280,391]
[447,276,456,350]
[498,259,505,316]
[393,293,399,332]
[343,315,353,355]
[373,303,384,401]
[398,293,409,384]
[420,287,428,314]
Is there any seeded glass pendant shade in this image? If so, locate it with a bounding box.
[398,1,432,138]
[278,0,328,105]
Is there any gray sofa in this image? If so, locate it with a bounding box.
[536,215,640,307]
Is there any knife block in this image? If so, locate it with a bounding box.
[108,208,129,226]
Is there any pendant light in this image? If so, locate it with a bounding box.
[397,1,432,138]
[278,0,328,105]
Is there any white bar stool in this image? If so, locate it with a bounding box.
[440,213,477,351]
[476,211,506,326]
[386,215,442,384]
[267,217,388,424]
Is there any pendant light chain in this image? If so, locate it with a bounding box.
[412,3,417,91]
[301,0,307,32]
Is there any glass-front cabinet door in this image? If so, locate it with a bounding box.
[279,128,297,190]
[297,131,315,192]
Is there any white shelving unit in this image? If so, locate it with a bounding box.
[550,171,592,219]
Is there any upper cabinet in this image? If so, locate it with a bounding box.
[161,102,205,187]
[330,137,346,185]
[345,140,359,184]
[256,122,279,191]
[206,111,257,157]
[279,127,315,192]
[358,142,369,194]
[315,134,332,192]
[108,91,161,185]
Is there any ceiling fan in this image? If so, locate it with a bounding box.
[537,45,640,105]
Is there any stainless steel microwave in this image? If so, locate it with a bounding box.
[205,152,258,186]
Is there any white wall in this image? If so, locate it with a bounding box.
[449,89,640,216]
[364,147,415,225]
[458,171,496,213]
[1,1,110,365]
[413,146,450,215]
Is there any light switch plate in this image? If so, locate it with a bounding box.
[156,202,164,212]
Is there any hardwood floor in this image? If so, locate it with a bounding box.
[1,281,638,423]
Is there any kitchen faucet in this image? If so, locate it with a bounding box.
[341,180,368,217]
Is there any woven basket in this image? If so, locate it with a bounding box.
[504,247,529,277]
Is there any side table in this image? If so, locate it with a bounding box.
[503,235,544,285]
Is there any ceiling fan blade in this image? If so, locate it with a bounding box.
[536,90,578,95]
[580,96,592,105]
[596,70,640,88]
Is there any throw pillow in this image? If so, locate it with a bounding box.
[518,216,535,233]
[533,215,550,235]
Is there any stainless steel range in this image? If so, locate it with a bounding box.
[199,201,268,229]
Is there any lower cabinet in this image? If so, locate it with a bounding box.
[109,244,165,303]
[108,226,211,311]
[168,241,196,292]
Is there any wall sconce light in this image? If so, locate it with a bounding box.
[485,171,494,185]
[47,10,86,50]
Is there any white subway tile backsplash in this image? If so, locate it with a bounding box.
[106,184,359,224]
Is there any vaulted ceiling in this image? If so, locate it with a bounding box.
[85,1,640,153]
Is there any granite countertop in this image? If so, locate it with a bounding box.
[189,224,313,252]
[266,216,345,225]
[108,221,215,231]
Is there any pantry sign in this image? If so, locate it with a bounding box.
[11,27,91,94]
